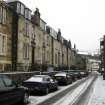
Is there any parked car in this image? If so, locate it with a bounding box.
[54,72,72,85]
[80,71,89,77]
[23,75,58,94]
[68,72,77,81]
[0,75,29,105]
[73,71,82,79]
[103,73,105,80]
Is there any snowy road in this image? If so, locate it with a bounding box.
[53,75,95,105]
[28,74,96,105]
[28,78,86,105]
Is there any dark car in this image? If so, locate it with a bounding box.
[23,75,58,94]
[0,75,29,105]
[80,71,89,77]
[72,72,82,79]
[103,73,105,80]
[68,72,77,81]
[54,72,72,85]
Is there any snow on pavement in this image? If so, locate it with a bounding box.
[88,75,105,105]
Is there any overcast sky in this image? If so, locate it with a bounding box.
[8,0,105,54]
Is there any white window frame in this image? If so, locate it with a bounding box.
[0,33,7,55]
[0,6,6,24]
[2,8,6,24]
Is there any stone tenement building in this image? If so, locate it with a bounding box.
[0,0,86,72]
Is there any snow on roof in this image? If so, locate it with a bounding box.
[26,77,43,82]
[34,75,50,77]
[25,75,50,82]
[55,72,66,77]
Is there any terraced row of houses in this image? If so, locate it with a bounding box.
[0,0,86,72]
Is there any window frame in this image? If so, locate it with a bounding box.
[0,6,7,25]
[0,33,7,56]
[20,4,25,15]
[23,43,30,59]
[25,20,30,37]
[17,2,21,13]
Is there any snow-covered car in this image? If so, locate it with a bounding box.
[54,72,72,85]
[0,75,29,105]
[22,75,58,94]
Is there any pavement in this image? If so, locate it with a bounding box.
[88,74,105,105]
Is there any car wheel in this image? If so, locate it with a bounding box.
[22,92,29,104]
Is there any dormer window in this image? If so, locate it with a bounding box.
[21,4,25,15]
[16,2,25,15]
[25,8,31,20]
[17,2,21,13]
[40,19,46,31]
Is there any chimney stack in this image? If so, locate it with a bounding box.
[32,8,40,26]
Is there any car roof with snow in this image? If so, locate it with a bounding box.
[25,75,51,82]
[55,72,67,76]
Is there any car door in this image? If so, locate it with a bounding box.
[1,76,21,105]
